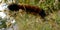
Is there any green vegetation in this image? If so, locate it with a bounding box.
[0,17,7,29]
[0,0,60,30]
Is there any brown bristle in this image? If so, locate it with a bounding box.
[19,5,41,13]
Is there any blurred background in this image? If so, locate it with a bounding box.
[0,0,60,30]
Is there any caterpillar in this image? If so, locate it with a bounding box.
[8,3,46,19]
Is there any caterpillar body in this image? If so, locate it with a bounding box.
[8,3,46,19]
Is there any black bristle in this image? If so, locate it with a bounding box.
[8,4,20,11]
[39,10,46,18]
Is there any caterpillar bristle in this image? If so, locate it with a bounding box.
[8,3,20,11]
